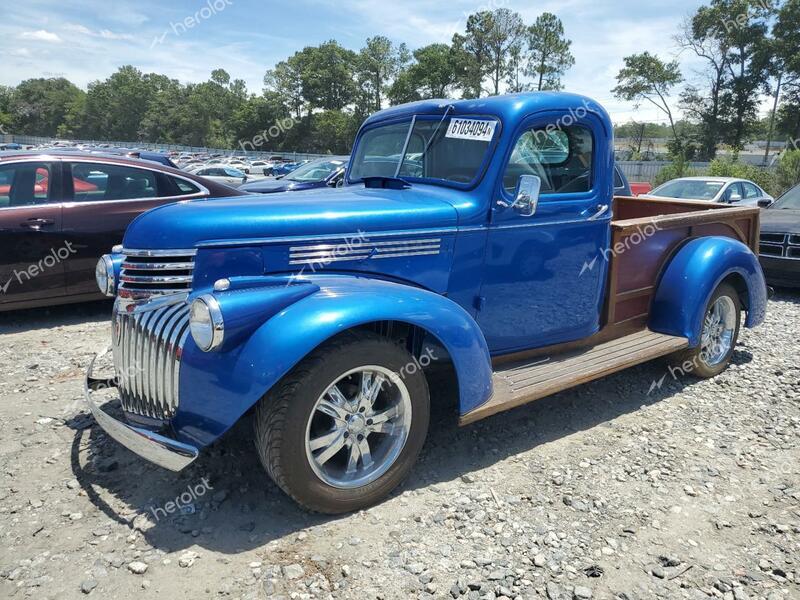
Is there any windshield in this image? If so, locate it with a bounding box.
[288,158,346,182]
[651,179,724,200]
[349,115,497,186]
[772,184,800,209]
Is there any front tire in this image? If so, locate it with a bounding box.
[254,331,430,514]
[671,282,741,378]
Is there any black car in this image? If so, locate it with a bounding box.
[759,183,800,288]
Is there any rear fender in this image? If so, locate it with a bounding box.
[174,275,492,447]
[649,237,767,346]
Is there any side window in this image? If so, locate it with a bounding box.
[0,162,53,208]
[613,168,624,189]
[171,177,201,195]
[70,163,157,201]
[742,182,760,199]
[503,125,593,195]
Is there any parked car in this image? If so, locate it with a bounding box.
[630,181,653,196]
[0,151,246,312]
[641,177,773,206]
[265,160,309,177]
[194,166,247,187]
[88,92,766,514]
[758,183,800,287]
[239,156,349,194]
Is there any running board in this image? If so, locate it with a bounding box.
[460,330,689,425]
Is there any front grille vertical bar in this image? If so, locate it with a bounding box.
[112,298,190,421]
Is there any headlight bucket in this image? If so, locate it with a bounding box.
[190,295,224,352]
[96,255,115,297]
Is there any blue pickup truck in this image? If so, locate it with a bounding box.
[88,92,767,513]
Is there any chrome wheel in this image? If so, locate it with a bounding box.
[305,366,412,489]
[700,295,736,367]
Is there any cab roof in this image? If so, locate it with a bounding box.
[362,92,612,131]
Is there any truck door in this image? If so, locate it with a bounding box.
[476,113,612,354]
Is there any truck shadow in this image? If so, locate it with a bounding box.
[0,299,111,334]
[67,345,753,556]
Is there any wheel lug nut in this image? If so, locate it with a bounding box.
[366,419,373,425]
[357,434,364,441]
[343,432,349,438]
[359,406,366,413]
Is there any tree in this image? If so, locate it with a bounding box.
[8,77,85,137]
[456,9,526,97]
[675,13,732,160]
[613,52,684,155]
[357,36,409,111]
[771,0,800,152]
[299,41,359,111]
[264,59,305,119]
[388,44,462,103]
[525,13,575,91]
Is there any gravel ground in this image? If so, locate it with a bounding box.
[0,293,798,600]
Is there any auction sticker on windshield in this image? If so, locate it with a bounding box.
[445,119,496,142]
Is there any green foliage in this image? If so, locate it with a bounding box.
[8,77,85,137]
[525,13,574,91]
[654,159,698,187]
[708,156,778,195]
[613,52,684,156]
[776,150,800,194]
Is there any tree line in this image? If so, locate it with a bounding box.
[613,0,799,162]
[0,8,574,154]
[0,0,797,165]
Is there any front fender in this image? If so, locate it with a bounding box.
[649,237,767,346]
[173,275,492,448]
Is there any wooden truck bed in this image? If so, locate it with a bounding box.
[606,196,759,329]
[461,196,761,424]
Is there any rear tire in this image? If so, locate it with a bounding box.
[670,282,741,378]
[254,331,430,514]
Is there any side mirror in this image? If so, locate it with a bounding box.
[511,174,541,217]
[758,199,772,208]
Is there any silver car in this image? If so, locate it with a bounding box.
[641,177,774,207]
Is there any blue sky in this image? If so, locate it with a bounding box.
[1,0,713,123]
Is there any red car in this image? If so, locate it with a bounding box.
[0,151,246,312]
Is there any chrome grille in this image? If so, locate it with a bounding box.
[759,232,800,260]
[112,297,191,420]
[119,248,196,299]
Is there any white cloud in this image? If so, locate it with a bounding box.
[19,29,62,42]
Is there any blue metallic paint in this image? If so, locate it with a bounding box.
[105,92,765,456]
[649,237,767,345]
[173,275,493,447]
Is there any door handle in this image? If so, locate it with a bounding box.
[587,204,609,221]
[21,218,55,230]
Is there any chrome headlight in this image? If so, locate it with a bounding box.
[189,295,224,352]
[96,255,115,297]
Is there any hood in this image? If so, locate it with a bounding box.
[761,209,800,233]
[238,178,317,194]
[123,184,460,249]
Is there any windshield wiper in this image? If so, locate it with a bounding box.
[395,105,453,177]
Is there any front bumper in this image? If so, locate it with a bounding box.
[759,255,800,288]
[84,350,199,472]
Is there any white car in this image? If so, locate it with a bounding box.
[194,166,247,187]
[641,177,774,207]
